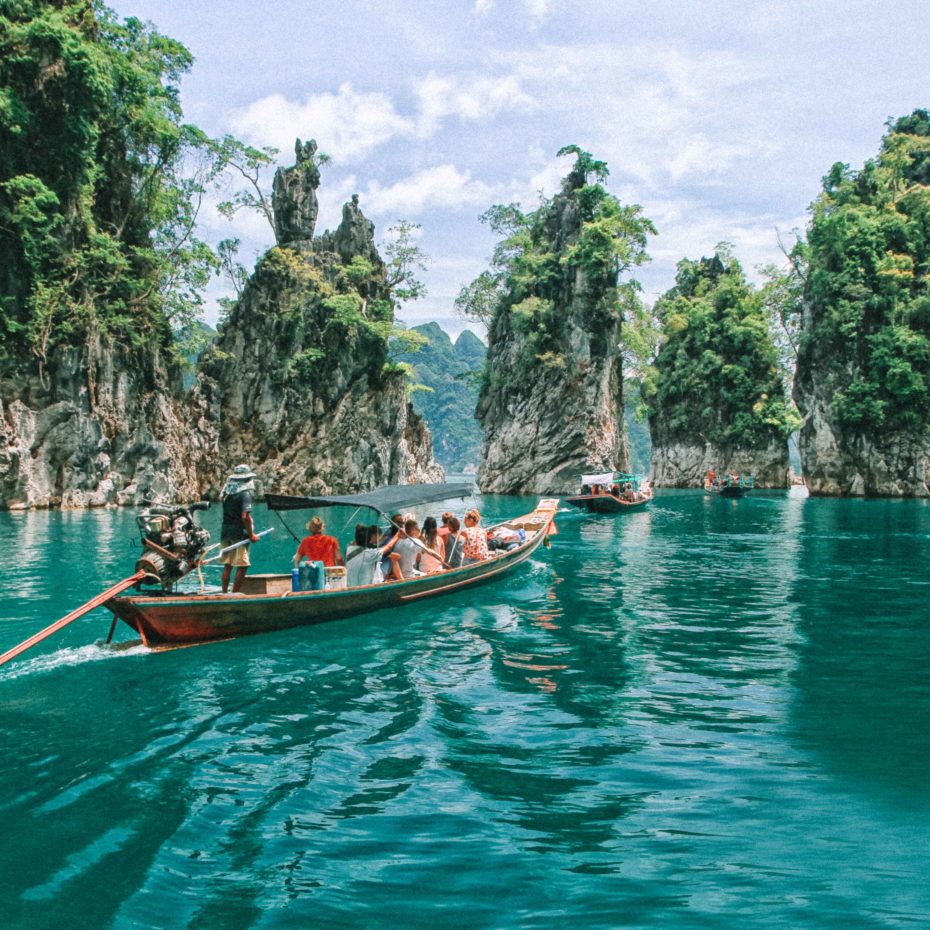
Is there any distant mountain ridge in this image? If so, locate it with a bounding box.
[396,323,486,471]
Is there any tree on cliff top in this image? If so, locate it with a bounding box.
[646,248,797,449]
[0,0,227,379]
[796,109,930,439]
[460,146,655,385]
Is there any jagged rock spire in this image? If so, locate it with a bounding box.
[271,138,321,246]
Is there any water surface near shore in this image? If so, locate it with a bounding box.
[2,491,929,929]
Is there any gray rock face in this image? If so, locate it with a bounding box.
[271,138,321,246]
[477,350,624,495]
[0,339,208,509]
[477,189,626,495]
[650,440,788,488]
[795,392,930,496]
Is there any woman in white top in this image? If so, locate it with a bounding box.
[345,523,402,588]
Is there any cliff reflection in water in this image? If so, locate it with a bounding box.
[788,498,930,803]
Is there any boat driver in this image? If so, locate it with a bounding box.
[220,463,260,593]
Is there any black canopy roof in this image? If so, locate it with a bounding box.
[265,482,474,517]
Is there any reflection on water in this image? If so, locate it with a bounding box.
[2,494,930,928]
[788,499,930,802]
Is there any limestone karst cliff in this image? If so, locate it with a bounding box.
[474,148,654,493]
[794,112,930,496]
[647,253,792,488]
[194,146,443,496]
[0,2,211,509]
[1,131,441,508]
[0,341,208,508]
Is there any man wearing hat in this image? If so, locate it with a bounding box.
[220,464,260,593]
[293,515,343,568]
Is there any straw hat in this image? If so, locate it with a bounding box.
[228,463,256,480]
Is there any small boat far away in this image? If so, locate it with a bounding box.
[704,471,754,498]
[565,471,653,514]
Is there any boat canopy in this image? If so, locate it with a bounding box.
[581,472,645,486]
[265,482,473,518]
[581,472,616,486]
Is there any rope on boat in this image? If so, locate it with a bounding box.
[271,509,301,543]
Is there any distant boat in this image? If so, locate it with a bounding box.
[704,473,754,498]
[565,472,653,514]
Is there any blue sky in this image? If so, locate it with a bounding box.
[112,0,930,337]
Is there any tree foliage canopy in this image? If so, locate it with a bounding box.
[0,0,225,373]
[647,249,797,448]
[797,109,930,437]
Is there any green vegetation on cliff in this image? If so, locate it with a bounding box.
[461,146,655,390]
[647,250,796,448]
[393,322,485,470]
[796,110,930,438]
[0,0,224,377]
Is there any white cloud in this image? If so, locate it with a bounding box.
[636,196,808,301]
[229,84,415,162]
[360,164,500,216]
[522,0,553,18]
[230,72,537,164]
[496,42,773,188]
[472,0,553,18]
[413,72,536,137]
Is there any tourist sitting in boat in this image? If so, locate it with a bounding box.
[487,526,522,551]
[378,513,404,576]
[292,515,343,568]
[462,509,490,564]
[346,523,402,588]
[437,511,453,546]
[416,517,446,574]
[393,518,422,578]
[445,515,463,568]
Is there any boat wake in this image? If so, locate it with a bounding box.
[0,640,150,681]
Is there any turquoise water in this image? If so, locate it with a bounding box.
[1,491,929,929]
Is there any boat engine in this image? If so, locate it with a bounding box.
[135,501,211,589]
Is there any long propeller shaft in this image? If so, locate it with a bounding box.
[0,570,146,668]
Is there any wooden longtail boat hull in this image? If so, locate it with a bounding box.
[565,493,652,514]
[705,485,746,498]
[105,502,557,647]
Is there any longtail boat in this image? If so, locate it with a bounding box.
[704,473,754,498]
[102,485,559,648]
[565,471,653,514]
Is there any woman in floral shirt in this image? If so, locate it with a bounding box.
[461,508,489,564]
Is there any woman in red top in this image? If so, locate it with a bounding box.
[293,516,344,567]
